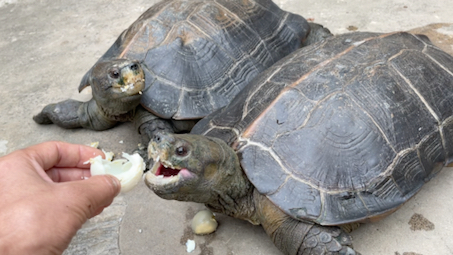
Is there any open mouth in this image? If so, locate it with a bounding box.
[144,156,195,192]
[155,162,181,177]
[150,159,193,179]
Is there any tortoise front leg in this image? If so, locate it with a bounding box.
[33,99,84,128]
[133,106,175,166]
[134,106,174,148]
[33,99,118,130]
[134,106,197,167]
[134,106,197,146]
[255,193,359,255]
[302,23,333,47]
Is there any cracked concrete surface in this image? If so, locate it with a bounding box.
[1,0,453,254]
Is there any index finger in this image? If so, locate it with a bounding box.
[26,141,105,170]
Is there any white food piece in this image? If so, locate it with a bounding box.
[185,239,195,253]
[89,141,99,148]
[88,151,145,192]
[191,210,218,235]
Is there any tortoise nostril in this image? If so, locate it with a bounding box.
[153,134,161,143]
[130,63,138,71]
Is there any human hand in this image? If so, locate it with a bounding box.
[0,141,121,255]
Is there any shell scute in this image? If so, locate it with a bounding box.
[267,178,322,220]
[240,146,288,195]
[389,49,453,122]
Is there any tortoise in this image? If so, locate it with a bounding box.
[144,31,453,254]
[33,0,331,149]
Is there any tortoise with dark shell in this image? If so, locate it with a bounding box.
[145,31,453,254]
[33,0,330,149]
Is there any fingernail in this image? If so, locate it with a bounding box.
[106,175,121,195]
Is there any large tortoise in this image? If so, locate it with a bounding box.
[144,31,453,254]
[33,0,330,148]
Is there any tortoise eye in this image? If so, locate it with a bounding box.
[175,146,188,156]
[109,69,120,79]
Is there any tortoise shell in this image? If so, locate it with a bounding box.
[83,0,310,120]
[191,31,453,225]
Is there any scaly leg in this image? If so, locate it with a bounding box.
[33,99,118,130]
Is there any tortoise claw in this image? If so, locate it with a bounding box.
[33,110,54,125]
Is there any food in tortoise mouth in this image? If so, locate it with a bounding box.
[191,210,218,235]
[88,151,145,192]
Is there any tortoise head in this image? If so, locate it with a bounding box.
[79,59,145,114]
[144,132,248,204]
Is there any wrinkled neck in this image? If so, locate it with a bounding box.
[206,181,259,225]
[96,99,136,122]
[202,137,259,224]
[78,99,118,130]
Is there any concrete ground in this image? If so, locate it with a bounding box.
[1,0,453,254]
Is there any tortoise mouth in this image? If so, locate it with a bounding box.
[155,162,181,177]
[113,79,145,97]
[119,93,142,103]
[144,158,196,193]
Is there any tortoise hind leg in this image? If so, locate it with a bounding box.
[300,224,359,255]
[256,194,359,255]
[268,217,359,255]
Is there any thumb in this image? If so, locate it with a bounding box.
[62,175,121,220]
